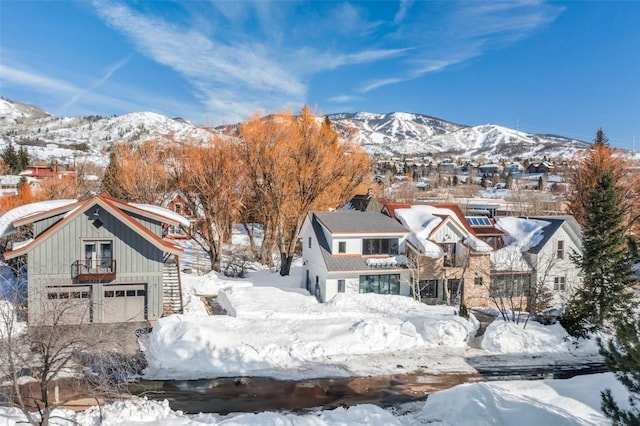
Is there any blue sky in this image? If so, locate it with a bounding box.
[1,1,638,149]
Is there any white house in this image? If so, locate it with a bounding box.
[493,215,582,307]
[300,211,410,302]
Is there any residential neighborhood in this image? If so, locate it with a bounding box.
[1,1,640,424]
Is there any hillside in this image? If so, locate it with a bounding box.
[0,98,590,166]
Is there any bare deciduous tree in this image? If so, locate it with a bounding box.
[0,271,139,426]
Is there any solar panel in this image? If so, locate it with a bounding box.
[466,216,491,226]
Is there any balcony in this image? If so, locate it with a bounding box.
[72,259,117,282]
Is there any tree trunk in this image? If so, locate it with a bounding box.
[279,253,293,276]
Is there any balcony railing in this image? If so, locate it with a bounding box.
[72,259,117,282]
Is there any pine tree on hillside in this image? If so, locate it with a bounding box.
[600,318,640,425]
[1,142,19,174]
[562,172,636,335]
[101,149,126,200]
[17,145,30,172]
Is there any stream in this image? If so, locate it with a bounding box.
[131,362,607,415]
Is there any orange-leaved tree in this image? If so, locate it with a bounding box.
[239,106,371,276]
[568,129,640,233]
[101,141,171,204]
[169,136,245,272]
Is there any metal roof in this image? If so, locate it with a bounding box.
[313,211,408,234]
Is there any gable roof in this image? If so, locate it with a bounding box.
[313,211,408,235]
[3,194,184,260]
[526,215,582,254]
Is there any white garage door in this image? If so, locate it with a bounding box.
[103,284,147,323]
[45,285,92,325]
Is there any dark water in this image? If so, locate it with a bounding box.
[130,363,607,415]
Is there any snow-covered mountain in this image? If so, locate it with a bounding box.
[0,98,215,165]
[1,98,591,165]
[327,112,590,159]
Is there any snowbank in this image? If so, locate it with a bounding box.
[481,317,599,355]
[181,270,253,296]
[0,300,26,339]
[411,373,626,425]
[143,290,475,379]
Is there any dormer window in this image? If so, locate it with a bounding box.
[338,241,346,254]
[362,238,399,256]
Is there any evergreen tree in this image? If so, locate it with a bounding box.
[1,142,19,174]
[17,145,30,172]
[600,318,640,425]
[101,148,126,199]
[562,173,636,335]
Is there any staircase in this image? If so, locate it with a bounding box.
[163,256,183,315]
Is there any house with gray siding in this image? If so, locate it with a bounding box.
[300,211,410,302]
[2,194,188,325]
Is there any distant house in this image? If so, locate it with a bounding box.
[527,162,553,174]
[341,190,383,213]
[0,175,37,197]
[478,164,502,176]
[1,194,190,325]
[19,165,55,180]
[161,191,196,237]
[300,211,410,302]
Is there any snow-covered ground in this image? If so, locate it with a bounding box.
[0,226,623,424]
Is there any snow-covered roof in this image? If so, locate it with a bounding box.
[394,205,444,258]
[490,217,551,271]
[130,203,191,228]
[0,199,77,238]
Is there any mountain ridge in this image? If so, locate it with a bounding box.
[0,97,591,166]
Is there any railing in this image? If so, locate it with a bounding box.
[72,259,117,282]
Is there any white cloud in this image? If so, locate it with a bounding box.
[327,95,360,103]
[60,55,131,113]
[394,0,414,24]
[0,64,78,95]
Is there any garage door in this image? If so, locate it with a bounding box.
[103,284,147,323]
[45,285,92,325]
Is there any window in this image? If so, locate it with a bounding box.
[338,241,346,254]
[338,279,345,293]
[362,238,399,256]
[490,273,532,297]
[359,274,401,295]
[83,240,113,271]
[443,243,457,267]
[554,276,566,291]
[474,276,483,286]
[556,240,564,259]
[308,237,312,249]
[419,279,438,298]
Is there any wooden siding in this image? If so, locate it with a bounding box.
[129,211,164,236]
[34,213,68,237]
[26,205,165,324]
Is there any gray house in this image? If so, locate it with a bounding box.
[300,211,411,302]
[2,194,186,325]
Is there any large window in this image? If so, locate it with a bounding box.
[83,240,113,270]
[359,274,401,295]
[490,273,532,297]
[419,279,438,299]
[362,238,399,256]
